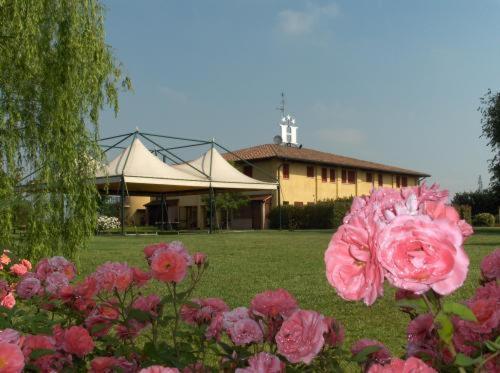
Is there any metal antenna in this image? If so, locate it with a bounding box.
[276,92,285,118]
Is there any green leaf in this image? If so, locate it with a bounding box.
[351,345,382,363]
[396,298,428,313]
[127,308,152,322]
[443,301,477,322]
[29,348,55,360]
[435,311,454,345]
[454,353,481,367]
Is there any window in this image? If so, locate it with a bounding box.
[283,201,289,205]
[342,169,356,184]
[402,175,408,187]
[282,164,289,179]
[307,202,315,206]
[330,168,336,182]
[366,172,373,183]
[321,168,328,182]
[378,173,383,187]
[294,201,303,207]
[396,175,401,188]
[307,166,315,178]
[243,165,253,177]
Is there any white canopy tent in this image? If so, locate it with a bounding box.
[96,132,279,233]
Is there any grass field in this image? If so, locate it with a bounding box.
[82,227,499,356]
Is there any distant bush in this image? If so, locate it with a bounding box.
[269,197,353,230]
[452,189,499,216]
[97,215,121,231]
[453,204,472,224]
[472,212,496,227]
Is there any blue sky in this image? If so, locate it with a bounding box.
[101,0,500,195]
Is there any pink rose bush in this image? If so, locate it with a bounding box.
[0,189,497,372]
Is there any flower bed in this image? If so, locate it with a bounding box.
[0,184,498,372]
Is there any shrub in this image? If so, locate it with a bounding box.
[269,197,353,230]
[96,215,121,231]
[473,212,496,227]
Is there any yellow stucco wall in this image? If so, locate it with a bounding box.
[124,196,150,225]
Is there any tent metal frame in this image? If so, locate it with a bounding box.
[98,129,281,234]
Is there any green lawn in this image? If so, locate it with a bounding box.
[82,228,499,356]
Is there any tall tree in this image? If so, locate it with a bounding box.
[0,1,130,259]
[479,89,500,194]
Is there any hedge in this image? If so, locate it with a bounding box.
[269,198,353,230]
[453,204,472,224]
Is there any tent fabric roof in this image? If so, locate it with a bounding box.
[173,147,277,190]
[96,138,277,193]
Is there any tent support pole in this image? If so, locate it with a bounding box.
[277,184,282,230]
[120,176,125,235]
[209,187,214,234]
[161,193,165,231]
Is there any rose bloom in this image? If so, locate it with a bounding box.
[229,318,263,346]
[92,262,134,291]
[116,319,146,340]
[16,277,41,299]
[22,335,56,358]
[10,263,28,276]
[222,307,250,331]
[368,357,437,373]
[139,366,180,373]
[90,356,136,373]
[480,248,500,283]
[44,272,70,295]
[85,303,120,337]
[0,342,25,373]
[423,201,473,238]
[0,329,21,345]
[351,339,391,366]
[144,241,193,266]
[60,326,95,357]
[132,295,161,317]
[150,250,187,283]
[193,252,207,266]
[35,256,76,281]
[324,316,345,347]
[250,289,298,319]
[205,313,224,341]
[325,213,384,306]
[132,267,151,287]
[1,292,15,309]
[236,352,284,373]
[376,215,469,295]
[275,310,328,364]
[0,253,11,266]
[21,259,32,271]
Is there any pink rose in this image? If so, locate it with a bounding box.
[21,259,32,271]
[150,250,187,283]
[132,295,161,318]
[35,256,76,281]
[92,262,134,292]
[368,357,437,373]
[0,329,21,345]
[480,248,500,282]
[16,277,41,299]
[351,339,391,366]
[60,326,94,357]
[275,310,328,364]
[193,252,207,267]
[250,289,298,319]
[22,335,55,358]
[145,241,193,266]
[236,352,284,373]
[0,253,10,265]
[0,342,25,373]
[181,298,228,326]
[325,214,384,305]
[423,201,473,238]
[132,267,151,287]
[377,215,469,295]
[90,356,136,373]
[44,272,70,295]
[205,313,223,341]
[139,366,180,373]
[1,292,15,309]
[222,307,250,330]
[229,318,263,346]
[10,264,28,276]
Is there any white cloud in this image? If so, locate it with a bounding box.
[277,2,339,36]
[158,85,188,103]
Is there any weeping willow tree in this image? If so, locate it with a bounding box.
[0,1,130,260]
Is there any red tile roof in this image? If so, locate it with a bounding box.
[223,144,430,177]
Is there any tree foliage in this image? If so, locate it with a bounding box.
[0,0,129,259]
[451,190,499,216]
[479,89,500,194]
